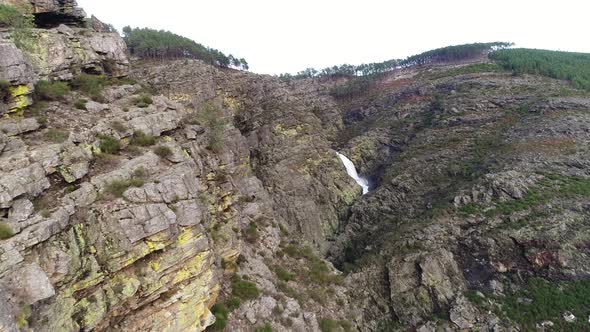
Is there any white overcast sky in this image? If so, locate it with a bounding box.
[77,0,589,75]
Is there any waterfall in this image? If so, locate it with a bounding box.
[336,152,369,195]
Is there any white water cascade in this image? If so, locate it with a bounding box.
[336,152,369,195]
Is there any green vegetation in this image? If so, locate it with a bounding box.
[45,129,69,143]
[226,297,241,311]
[243,223,259,243]
[283,245,343,285]
[71,74,107,102]
[330,76,376,99]
[153,145,172,159]
[209,303,229,331]
[0,222,14,240]
[424,63,502,79]
[0,4,21,27]
[274,266,295,282]
[232,277,260,301]
[195,103,226,151]
[104,177,145,198]
[318,319,353,332]
[111,120,127,133]
[130,130,156,146]
[280,59,399,81]
[254,324,272,332]
[319,318,341,332]
[122,26,248,69]
[459,174,590,218]
[34,81,70,101]
[98,135,121,154]
[490,48,590,90]
[134,94,153,108]
[74,98,87,110]
[402,42,511,67]
[0,4,34,51]
[500,277,590,331]
[282,42,510,81]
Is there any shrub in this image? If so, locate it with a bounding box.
[71,74,107,102]
[209,304,228,331]
[132,167,147,179]
[0,222,14,240]
[0,5,34,51]
[319,319,339,332]
[226,297,241,311]
[104,178,144,198]
[232,277,260,300]
[195,103,226,151]
[153,145,172,159]
[243,222,259,243]
[254,324,272,332]
[134,94,153,108]
[35,80,70,101]
[74,98,87,110]
[274,266,295,282]
[98,135,121,154]
[0,5,21,27]
[130,130,156,146]
[45,128,69,143]
[110,120,127,133]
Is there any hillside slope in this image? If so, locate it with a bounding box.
[1,3,590,331]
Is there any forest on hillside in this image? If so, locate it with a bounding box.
[490,48,590,90]
[280,42,511,81]
[122,27,248,70]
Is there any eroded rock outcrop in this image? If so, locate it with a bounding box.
[0,2,128,116]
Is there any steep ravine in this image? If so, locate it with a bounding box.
[2,2,590,330]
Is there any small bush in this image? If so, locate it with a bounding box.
[274,266,295,282]
[130,130,156,146]
[254,324,272,332]
[232,277,260,300]
[45,128,69,143]
[0,222,14,240]
[99,135,121,154]
[319,319,339,332]
[0,5,34,51]
[0,5,21,27]
[132,167,147,179]
[226,297,241,311]
[134,94,153,108]
[74,98,87,110]
[25,101,48,126]
[209,304,228,331]
[195,103,226,151]
[110,120,127,133]
[104,178,144,198]
[71,74,107,102]
[243,222,259,243]
[35,80,70,101]
[153,145,172,159]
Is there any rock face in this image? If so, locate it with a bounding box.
[0,2,129,116]
[2,9,590,330]
[1,0,86,27]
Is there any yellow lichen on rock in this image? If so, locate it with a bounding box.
[274,123,299,137]
[223,95,241,113]
[7,84,31,113]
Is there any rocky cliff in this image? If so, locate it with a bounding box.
[2,3,590,332]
